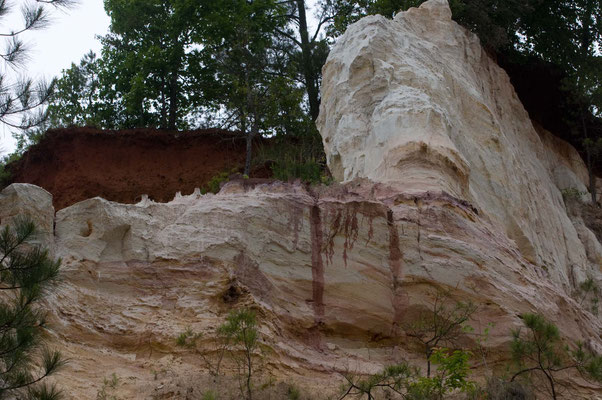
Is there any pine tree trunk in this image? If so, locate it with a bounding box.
[244,118,258,177]
[296,0,320,121]
[160,75,168,129]
[246,348,253,400]
[426,347,432,378]
[168,70,178,130]
[582,112,597,204]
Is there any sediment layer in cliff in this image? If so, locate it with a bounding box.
[6,127,272,210]
[0,0,601,398]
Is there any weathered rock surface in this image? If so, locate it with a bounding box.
[0,0,600,398]
[0,183,54,246]
[317,0,597,286]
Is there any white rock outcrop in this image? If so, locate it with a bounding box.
[0,0,600,398]
[0,183,54,246]
[317,0,596,287]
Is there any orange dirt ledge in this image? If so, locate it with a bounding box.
[6,127,271,210]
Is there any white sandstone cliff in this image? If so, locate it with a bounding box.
[0,0,600,398]
[316,0,600,286]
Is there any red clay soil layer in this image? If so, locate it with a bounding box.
[6,127,268,210]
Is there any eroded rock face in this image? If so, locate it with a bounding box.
[316,0,597,287]
[0,178,600,398]
[0,183,54,246]
[0,0,601,398]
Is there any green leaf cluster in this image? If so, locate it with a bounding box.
[217,308,258,354]
[0,217,64,400]
[340,348,476,400]
[510,313,602,399]
[408,349,476,400]
[217,308,259,400]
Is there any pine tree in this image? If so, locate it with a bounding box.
[404,289,477,378]
[0,217,64,400]
[200,0,304,175]
[510,313,602,400]
[218,309,259,400]
[0,0,75,131]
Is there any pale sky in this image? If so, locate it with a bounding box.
[0,0,110,153]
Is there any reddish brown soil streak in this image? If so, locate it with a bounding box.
[309,203,325,347]
[387,208,404,333]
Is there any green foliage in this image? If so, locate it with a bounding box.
[0,152,22,187]
[286,384,300,400]
[96,373,120,400]
[561,187,587,200]
[326,0,426,37]
[47,51,105,128]
[510,313,602,399]
[101,0,204,129]
[199,0,307,174]
[0,0,74,132]
[255,134,328,184]
[470,321,495,371]
[408,348,476,400]
[340,349,476,400]
[326,0,534,51]
[271,159,323,184]
[516,0,601,200]
[29,0,327,176]
[25,383,64,400]
[340,361,419,399]
[175,327,202,348]
[405,289,477,378]
[583,137,602,159]
[218,308,260,400]
[202,171,234,195]
[326,0,598,64]
[201,391,217,400]
[577,277,600,312]
[0,217,65,399]
[511,314,562,371]
[218,309,258,354]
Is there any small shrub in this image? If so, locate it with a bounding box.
[407,348,477,400]
[218,308,260,400]
[0,152,21,186]
[202,170,235,194]
[340,362,419,399]
[254,134,328,184]
[286,384,301,400]
[202,390,217,400]
[561,187,586,200]
[340,349,477,400]
[405,289,477,377]
[176,327,201,348]
[577,277,600,312]
[96,373,120,400]
[510,313,602,400]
